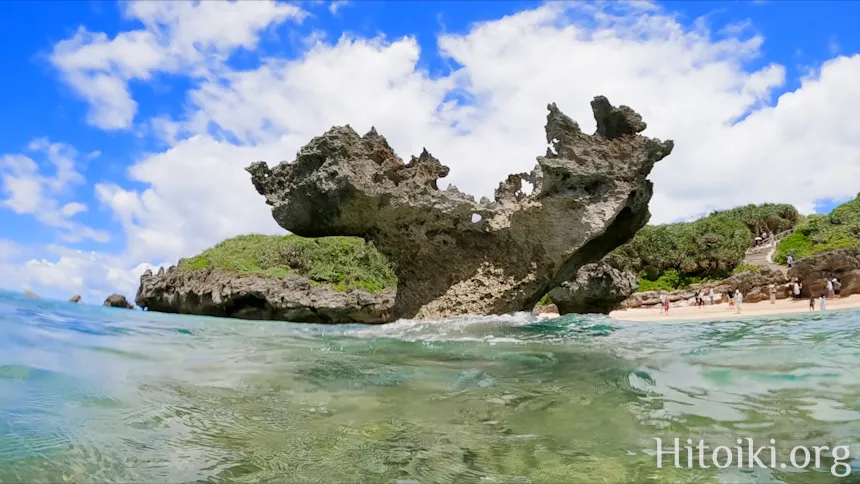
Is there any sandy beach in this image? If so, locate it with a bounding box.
[608,294,860,322]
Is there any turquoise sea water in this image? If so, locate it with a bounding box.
[3,291,860,483]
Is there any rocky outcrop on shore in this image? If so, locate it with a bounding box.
[549,262,638,314]
[104,294,134,309]
[69,295,81,303]
[247,96,673,320]
[23,290,39,298]
[135,267,395,324]
[621,267,790,309]
[788,248,860,298]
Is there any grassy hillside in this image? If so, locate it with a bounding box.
[775,194,860,263]
[608,203,800,292]
[178,234,397,293]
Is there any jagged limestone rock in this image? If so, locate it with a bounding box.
[788,248,860,298]
[247,96,673,319]
[549,262,638,314]
[135,268,394,324]
[104,293,134,309]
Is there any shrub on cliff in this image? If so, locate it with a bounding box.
[607,214,750,286]
[178,234,397,293]
[775,195,860,263]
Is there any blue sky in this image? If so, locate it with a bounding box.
[1,0,859,301]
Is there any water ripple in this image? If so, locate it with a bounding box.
[1,291,860,482]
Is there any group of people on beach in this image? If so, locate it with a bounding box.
[655,275,842,316]
[807,277,842,312]
[725,289,744,314]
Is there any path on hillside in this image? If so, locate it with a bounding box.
[743,244,786,274]
[742,229,795,275]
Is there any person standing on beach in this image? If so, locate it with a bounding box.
[709,287,715,305]
[663,296,670,315]
[727,290,735,310]
[793,281,802,300]
[809,296,816,312]
[735,290,743,314]
[659,293,666,315]
[826,278,834,299]
[820,295,827,312]
[834,278,842,298]
[769,283,776,304]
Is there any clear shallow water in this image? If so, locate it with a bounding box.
[3,292,860,483]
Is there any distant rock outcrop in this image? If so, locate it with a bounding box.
[23,290,39,298]
[247,96,673,320]
[68,295,81,303]
[788,248,860,298]
[135,267,394,324]
[549,262,638,314]
[103,294,134,309]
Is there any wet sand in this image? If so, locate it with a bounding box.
[608,294,860,322]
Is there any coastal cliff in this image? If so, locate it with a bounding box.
[135,235,397,324]
[247,96,673,320]
[136,267,394,323]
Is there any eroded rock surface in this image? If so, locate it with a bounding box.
[69,294,81,303]
[549,262,638,314]
[247,96,673,319]
[136,267,394,324]
[104,294,134,309]
[788,248,860,298]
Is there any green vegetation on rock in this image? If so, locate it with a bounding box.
[178,234,397,293]
[609,203,800,292]
[710,203,799,235]
[775,194,860,263]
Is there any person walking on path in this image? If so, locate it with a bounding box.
[735,290,743,314]
[769,283,776,304]
[708,287,715,305]
[826,278,834,299]
[787,254,794,269]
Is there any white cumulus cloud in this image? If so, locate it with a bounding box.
[4,0,860,301]
[0,139,109,243]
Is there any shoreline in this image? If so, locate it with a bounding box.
[608,294,860,322]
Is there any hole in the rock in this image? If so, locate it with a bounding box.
[471,213,482,223]
[520,180,534,196]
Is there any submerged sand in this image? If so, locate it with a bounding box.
[608,294,860,322]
